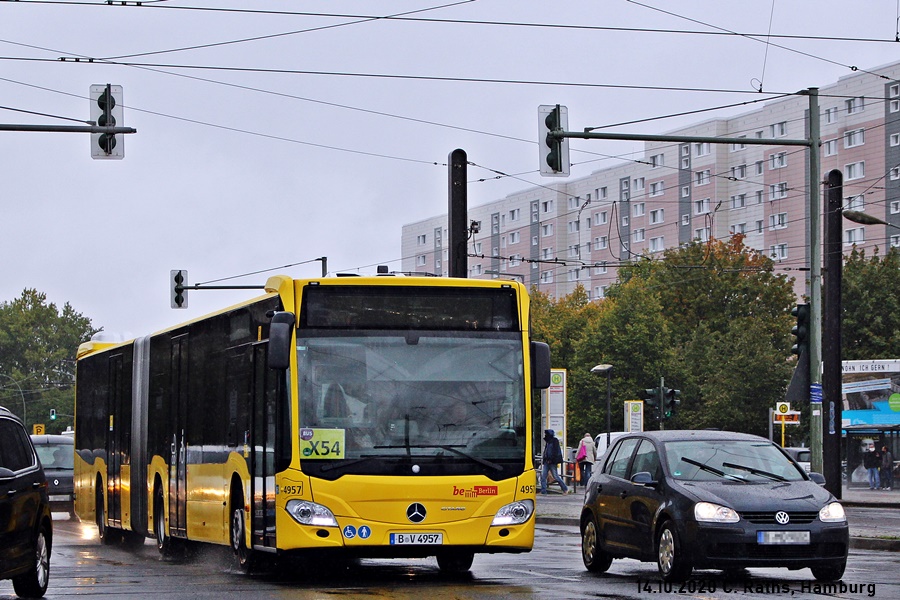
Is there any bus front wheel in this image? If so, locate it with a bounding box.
[230,493,256,573]
[436,551,474,573]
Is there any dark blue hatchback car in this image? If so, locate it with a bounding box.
[580,430,848,582]
[0,406,52,597]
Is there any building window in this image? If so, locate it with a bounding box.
[633,177,645,191]
[847,195,864,211]
[891,201,900,215]
[568,269,580,282]
[568,220,580,233]
[695,170,711,186]
[595,236,608,250]
[731,137,746,152]
[508,208,520,221]
[891,99,900,113]
[682,214,690,226]
[681,185,690,198]
[845,161,865,180]
[756,220,764,233]
[891,84,900,97]
[694,142,711,156]
[824,139,837,156]
[568,245,579,258]
[649,236,664,252]
[770,244,788,260]
[824,107,838,124]
[599,186,608,200]
[891,167,900,181]
[416,234,427,246]
[755,190,764,204]
[694,198,710,215]
[769,182,788,200]
[594,285,608,299]
[769,212,788,230]
[892,235,900,248]
[769,152,787,169]
[416,255,426,266]
[542,200,554,213]
[594,264,607,275]
[730,194,746,209]
[695,227,710,242]
[891,133,900,147]
[650,153,665,168]
[632,202,645,217]
[755,160,764,176]
[541,247,553,259]
[532,235,539,246]
[474,242,482,254]
[845,227,865,245]
[509,231,520,244]
[845,96,865,114]
[541,223,553,237]
[730,222,746,235]
[540,271,553,284]
[650,209,664,224]
[843,128,865,148]
[649,181,664,197]
[510,254,521,267]
[731,164,746,179]
[632,229,645,243]
[594,211,608,225]
[770,121,787,137]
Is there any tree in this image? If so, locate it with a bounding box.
[842,246,900,360]
[0,289,98,432]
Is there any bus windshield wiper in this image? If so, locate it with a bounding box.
[722,462,786,482]
[320,456,379,473]
[415,444,503,472]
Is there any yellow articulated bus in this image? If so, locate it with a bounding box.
[74,274,551,572]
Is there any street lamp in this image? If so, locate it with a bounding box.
[0,373,26,426]
[591,364,613,447]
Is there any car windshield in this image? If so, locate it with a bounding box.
[296,332,527,480]
[35,444,73,470]
[664,440,805,483]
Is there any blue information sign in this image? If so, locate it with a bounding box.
[810,383,823,404]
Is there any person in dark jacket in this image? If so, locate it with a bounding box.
[882,446,893,490]
[540,429,569,494]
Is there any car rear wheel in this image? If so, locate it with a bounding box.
[811,560,846,581]
[12,522,50,598]
[657,521,692,582]
[581,515,613,573]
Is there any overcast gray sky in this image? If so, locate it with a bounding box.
[2,0,899,336]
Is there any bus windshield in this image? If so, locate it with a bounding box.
[296,331,527,481]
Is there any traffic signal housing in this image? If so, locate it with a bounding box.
[538,104,570,177]
[50,408,57,421]
[791,303,810,356]
[640,387,660,409]
[171,270,188,309]
[90,84,124,159]
[663,388,681,419]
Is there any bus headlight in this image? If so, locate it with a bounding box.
[285,500,339,527]
[491,500,534,526]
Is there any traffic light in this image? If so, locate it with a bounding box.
[90,84,124,160]
[171,270,188,309]
[538,104,570,177]
[663,388,681,419]
[50,409,57,421]
[640,388,660,409]
[791,303,810,356]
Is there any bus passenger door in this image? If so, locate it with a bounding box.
[106,353,125,528]
[251,343,277,549]
[168,334,189,538]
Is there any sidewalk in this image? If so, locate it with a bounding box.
[534,484,900,552]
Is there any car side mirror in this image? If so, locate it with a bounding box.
[808,472,827,487]
[0,466,16,481]
[631,471,658,487]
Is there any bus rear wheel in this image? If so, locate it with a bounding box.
[154,488,179,558]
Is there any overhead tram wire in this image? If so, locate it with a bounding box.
[6,0,900,46]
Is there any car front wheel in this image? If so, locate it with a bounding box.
[657,521,692,582]
[581,514,612,573]
[12,522,50,598]
[811,561,846,581]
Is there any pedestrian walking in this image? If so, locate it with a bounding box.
[864,448,881,490]
[881,446,893,490]
[540,429,569,494]
[575,433,596,486]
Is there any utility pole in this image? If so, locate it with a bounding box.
[807,88,824,475]
[822,170,843,498]
[448,149,468,278]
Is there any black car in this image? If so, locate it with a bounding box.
[30,434,76,519]
[580,430,848,582]
[0,406,52,598]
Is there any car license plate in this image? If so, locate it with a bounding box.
[49,495,70,502]
[389,533,443,545]
[758,530,810,545]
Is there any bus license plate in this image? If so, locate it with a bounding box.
[758,531,810,545]
[390,533,443,545]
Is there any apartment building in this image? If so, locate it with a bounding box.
[401,61,900,300]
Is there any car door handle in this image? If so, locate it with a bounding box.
[619,490,628,499]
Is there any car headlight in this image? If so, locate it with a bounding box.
[819,501,846,523]
[285,500,339,527]
[694,501,740,523]
[491,500,534,526]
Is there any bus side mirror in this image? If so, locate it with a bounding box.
[268,312,295,370]
[531,341,551,389]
